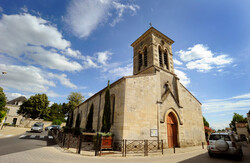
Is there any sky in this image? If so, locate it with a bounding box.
[0,0,250,130]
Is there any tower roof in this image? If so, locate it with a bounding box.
[131,27,174,47]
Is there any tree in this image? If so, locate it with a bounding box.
[48,103,65,122]
[229,113,247,132]
[101,81,111,133]
[66,92,84,127]
[0,87,7,123]
[67,92,84,110]
[18,94,49,120]
[86,103,94,132]
[203,116,209,127]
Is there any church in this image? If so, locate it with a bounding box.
[73,27,206,148]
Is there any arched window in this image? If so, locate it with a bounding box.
[144,47,148,67]
[164,51,169,69]
[138,52,142,71]
[159,47,163,67]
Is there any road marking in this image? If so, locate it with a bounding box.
[40,135,45,139]
[48,136,53,139]
[30,135,36,138]
[19,135,26,138]
[4,135,13,137]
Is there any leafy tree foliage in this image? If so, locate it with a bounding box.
[203,116,209,127]
[52,119,62,125]
[229,113,247,132]
[47,103,66,122]
[0,87,7,123]
[86,103,94,132]
[18,94,49,120]
[67,92,84,111]
[101,81,111,133]
[66,92,84,127]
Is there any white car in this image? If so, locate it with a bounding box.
[207,133,243,159]
[31,122,44,133]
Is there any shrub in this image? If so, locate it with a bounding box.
[52,119,62,125]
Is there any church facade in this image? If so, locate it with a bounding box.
[73,27,206,148]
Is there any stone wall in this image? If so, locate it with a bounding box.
[74,78,126,140]
[123,74,158,140]
[177,83,206,147]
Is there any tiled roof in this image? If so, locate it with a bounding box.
[7,96,27,104]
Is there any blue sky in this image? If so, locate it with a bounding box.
[0,0,249,130]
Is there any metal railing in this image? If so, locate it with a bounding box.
[52,130,164,156]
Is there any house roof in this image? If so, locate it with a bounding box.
[7,96,27,105]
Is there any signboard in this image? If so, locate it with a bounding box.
[150,129,158,137]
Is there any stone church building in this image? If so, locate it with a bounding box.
[73,27,205,148]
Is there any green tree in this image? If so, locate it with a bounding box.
[229,113,247,132]
[48,103,66,122]
[203,116,209,127]
[86,103,94,132]
[101,81,111,133]
[65,92,84,127]
[18,94,49,119]
[0,87,7,123]
[67,92,84,110]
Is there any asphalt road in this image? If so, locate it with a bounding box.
[0,130,249,163]
[0,130,56,156]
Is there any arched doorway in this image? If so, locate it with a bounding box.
[167,112,178,148]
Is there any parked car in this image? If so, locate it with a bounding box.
[45,125,61,131]
[207,133,243,159]
[31,122,44,133]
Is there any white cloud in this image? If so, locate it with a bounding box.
[95,51,112,65]
[176,44,233,72]
[48,73,77,89]
[88,92,95,97]
[175,69,190,87]
[0,6,3,12]
[0,64,63,97]
[65,0,140,38]
[202,94,250,114]
[231,93,250,99]
[108,63,133,77]
[0,13,82,71]
[173,58,183,66]
[82,56,99,69]
[65,0,112,38]
[0,64,54,93]
[21,6,28,13]
[110,2,140,27]
[82,50,114,70]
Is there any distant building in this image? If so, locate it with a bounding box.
[236,122,249,140]
[5,96,27,126]
[73,27,206,148]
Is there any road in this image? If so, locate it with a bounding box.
[0,130,249,163]
[0,130,56,156]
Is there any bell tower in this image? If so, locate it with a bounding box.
[131,27,175,75]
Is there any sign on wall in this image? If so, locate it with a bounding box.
[150,129,158,137]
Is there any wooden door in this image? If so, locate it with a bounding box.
[167,112,178,148]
